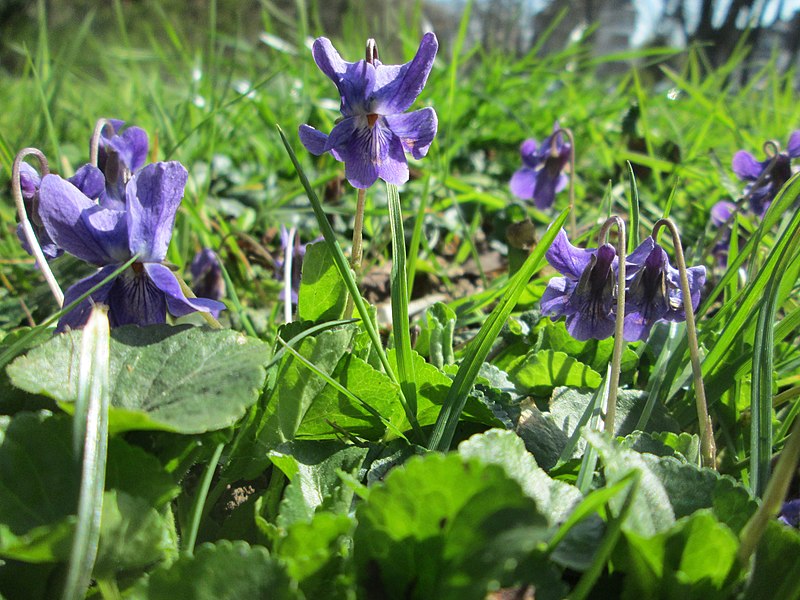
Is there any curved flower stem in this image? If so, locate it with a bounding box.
[283,227,296,323]
[653,217,716,468]
[89,118,116,167]
[345,187,367,318]
[554,127,577,238]
[176,275,223,329]
[12,148,64,307]
[762,139,780,158]
[598,216,627,436]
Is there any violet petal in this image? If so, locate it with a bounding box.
[383,107,438,159]
[145,262,225,318]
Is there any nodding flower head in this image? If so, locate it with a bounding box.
[299,33,439,189]
[732,130,800,217]
[540,229,617,341]
[95,119,149,210]
[510,122,571,210]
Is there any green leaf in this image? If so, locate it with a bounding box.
[133,540,299,599]
[7,326,269,434]
[745,521,800,600]
[537,320,638,374]
[508,349,602,395]
[105,438,180,508]
[0,412,78,562]
[269,441,368,529]
[617,510,740,600]
[297,241,348,323]
[621,431,701,464]
[93,490,177,579]
[457,429,582,526]
[276,512,355,600]
[353,452,551,600]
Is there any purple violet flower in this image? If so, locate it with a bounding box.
[623,236,706,342]
[298,33,439,189]
[190,248,225,302]
[510,123,571,210]
[17,162,105,260]
[709,200,737,267]
[37,162,225,331]
[540,229,618,341]
[733,130,800,216]
[779,499,800,528]
[96,119,149,210]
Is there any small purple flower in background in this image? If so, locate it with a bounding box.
[779,499,800,528]
[299,33,438,189]
[540,229,618,341]
[16,162,105,260]
[96,119,149,210]
[190,248,226,302]
[709,200,737,266]
[732,130,800,216]
[623,237,705,342]
[510,123,571,210]
[37,162,225,331]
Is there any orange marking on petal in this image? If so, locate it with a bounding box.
[367,113,379,128]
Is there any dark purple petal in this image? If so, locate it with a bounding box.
[145,263,225,318]
[116,126,149,171]
[126,162,188,262]
[665,264,705,321]
[566,308,616,341]
[778,499,800,528]
[545,229,596,280]
[510,168,536,200]
[371,32,438,114]
[623,245,671,341]
[298,124,329,156]
[56,266,117,333]
[787,130,800,158]
[106,267,167,327]
[626,236,656,268]
[732,150,763,181]
[19,162,41,199]
[190,248,225,301]
[325,117,381,188]
[532,169,567,210]
[519,139,539,168]
[38,175,128,265]
[383,107,437,159]
[565,244,617,341]
[69,164,105,200]
[17,223,62,260]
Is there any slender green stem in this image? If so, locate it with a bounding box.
[12,148,64,307]
[554,127,577,238]
[598,216,627,437]
[183,441,225,554]
[176,275,223,329]
[345,187,367,319]
[738,408,800,565]
[653,218,716,468]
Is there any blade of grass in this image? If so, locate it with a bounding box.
[62,306,110,600]
[183,441,224,554]
[626,161,640,253]
[429,208,570,451]
[387,182,418,422]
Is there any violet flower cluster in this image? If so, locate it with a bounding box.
[23,122,225,331]
[541,230,705,342]
[299,34,438,189]
[510,123,571,210]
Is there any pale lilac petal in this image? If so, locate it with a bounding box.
[510,168,536,200]
[126,162,188,262]
[145,263,225,318]
[38,175,128,265]
[520,139,539,168]
[545,229,595,279]
[376,132,410,185]
[372,32,438,114]
[107,267,167,327]
[114,126,149,171]
[623,313,651,342]
[710,201,736,226]
[787,130,800,158]
[69,164,105,200]
[57,266,117,333]
[298,124,329,155]
[540,277,574,316]
[732,151,763,180]
[383,108,437,159]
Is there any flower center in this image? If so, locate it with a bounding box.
[132,262,144,274]
[367,113,379,128]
